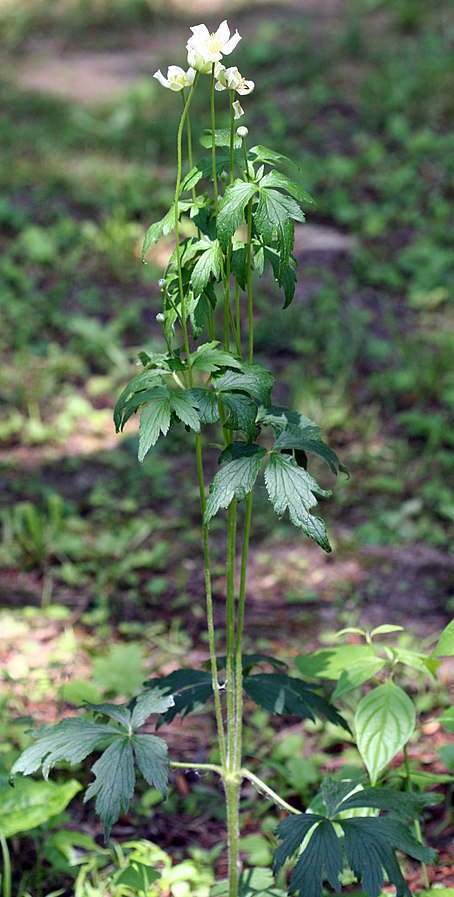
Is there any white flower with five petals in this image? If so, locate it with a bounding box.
[153,65,196,91]
[186,20,241,74]
[214,64,254,95]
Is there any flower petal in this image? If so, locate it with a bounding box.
[236,79,255,95]
[222,30,241,55]
[233,100,244,119]
[153,69,170,88]
[189,23,210,40]
[216,20,230,46]
[167,65,186,80]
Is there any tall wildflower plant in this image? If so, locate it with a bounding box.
[12,21,444,897]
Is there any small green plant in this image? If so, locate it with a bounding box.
[10,20,450,897]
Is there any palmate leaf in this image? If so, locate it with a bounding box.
[138,387,201,462]
[259,170,316,209]
[141,200,194,261]
[248,144,294,167]
[191,240,222,296]
[190,341,242,373]
[355,682,416,784]
[11,719,117,779]
[143,670,214,726]
[221,392,258,440]
[114,370,168,432]
[264,453,332,552]
[214,364,274,406]
[11,689,173,841]
[186,387,220,424]
[243,673,349,730]
[274,786,438,897]
[204,447,265,523]
[274,423,345,476]
[253,187,305,274]
[217,181,258,248]
[342,817,436,897]
[138,387,171,462]
[84,738,135,840]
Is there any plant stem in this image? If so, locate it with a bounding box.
[210,65,219,215]
[245,199,254,364]
[0,834,12,897]
[170,761,222,774]
[233,491,253,770]
[195,434,227,769]
[403,744,430,889]
[226,499,237,770]
[174,75,199,375]
[225,778,241,897]
[229,90,235,186]
[241,768,301,814]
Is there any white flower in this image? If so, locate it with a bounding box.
[236,126,249,138]
[215,64,254,95]
[153,65,196,91]
[232,100,244,119]
[186,20,241,73]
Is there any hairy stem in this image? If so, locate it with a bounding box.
[170,761,222,774]
[196,434,227,769]
[233,491,253,769]
[174,75,199,378]
[226,499,237,770]
[241,768,301,814]
[211,65,219,215]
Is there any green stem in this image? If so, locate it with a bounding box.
[226,499,237,769]
[0,834,11,897]
[241,768,301,814]
[229,89,235,185]
[195,433,227,770]
[233,491,253,769]
[170,761,222,774]
[245,198,254,363]
[403,745,430,889]
[235,281,241,349]
[210,65,219,215]
[225,778,241,897]
[224,248,232,352]
[174,74,199,377]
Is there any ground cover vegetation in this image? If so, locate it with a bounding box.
[0,0,453,895]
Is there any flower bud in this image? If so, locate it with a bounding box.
[158,279,166,289]
[236,126,249,138]
[156,313,166,323]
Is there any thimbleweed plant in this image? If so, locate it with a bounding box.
[11,21,444,897]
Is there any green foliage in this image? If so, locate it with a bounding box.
[0,777,81,838]
[243,673,348,730]
[273,782,439,897]
[355,682,416,784]
[11,689,172,839]
[205,448,266,523]
[265,454,332,551]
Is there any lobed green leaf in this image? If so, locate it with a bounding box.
[204,451,264,523]
[217,181,257,248]
[264,453,332,551]
[215,363,274,406]
[243,673,349,730]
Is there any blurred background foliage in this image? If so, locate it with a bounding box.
[0,0,453,618]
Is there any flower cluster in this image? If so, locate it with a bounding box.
[153,19,254,115]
